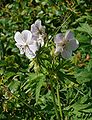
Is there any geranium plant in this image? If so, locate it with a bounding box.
[14,19,79,120]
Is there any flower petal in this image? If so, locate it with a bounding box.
[14,32,25,45]
[35,19,42,30]
[37,35,44,47]
[65,30,74,41]
[32,34,38,41]
[31,24,38,34]
[22,30,32,44]
[32,34,45,47]
[55,43,63,53]
[67,39,79,51]
[54,33,64,44]
[28,42,38,54]
[15,43,25,54]
[61,48,72,59]
[25,46,36,59]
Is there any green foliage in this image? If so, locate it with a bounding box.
[0,0,92,120]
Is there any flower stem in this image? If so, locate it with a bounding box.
[57,81,63,120]
[50,80,60,120]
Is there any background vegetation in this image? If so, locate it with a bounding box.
[0,0,92,120]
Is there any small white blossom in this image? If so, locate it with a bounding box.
[14,30,38,59]
[54,30,79,59]
[31,19,46,47]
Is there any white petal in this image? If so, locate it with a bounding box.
[67,39,79,51]
[37,35,44,47]
[32,35,44,47]
[55,43,63,53]
[22,30,32,44]
[25,46,36,59]
[54,33,64,44]
[31,24,38,34]
[35,19,42,30]
[28,42,38,54]
[61,48,72,59]
[65,30,74,41]
[15,43,25,54]
[35,20,46,37]
[40,39,44,47]
[32,34,39,41]
[14,32,25,45]
[31,19,46,40]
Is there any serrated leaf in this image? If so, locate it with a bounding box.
[75,71,92,84]
[64,103,92,114]
[72,15,92,25]
[76,23,92,36]
[36,74,45,103]
[80,95,88,104]
[72,103,91,111]
[21,73,45,96]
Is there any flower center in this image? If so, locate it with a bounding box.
[24,41,28,46]
[60,38,68,48]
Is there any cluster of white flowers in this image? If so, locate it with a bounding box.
[14,20,79,59]
[14,19,46,59]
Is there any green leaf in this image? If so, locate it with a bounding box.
[8,80,20,92]
[86,117,92,120]
[36,74,45,103]
[76,23,92,37]
[0,69,4,75]
[64,101,92,113]
[75,71,92,84]
[72,103,91,112]
[86,60,92,71]
[82,108,92,113]
[3,72,15,82]
[72,15,92,25]
[0,60,7,67]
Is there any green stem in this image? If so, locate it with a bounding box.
[50,80,60,120]
[57,82,63,120]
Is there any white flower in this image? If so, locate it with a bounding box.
[14,30,38,59]
[54,30,79,59]
[31,19,46,47]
